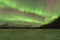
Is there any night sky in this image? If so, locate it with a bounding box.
[0,0,60,27]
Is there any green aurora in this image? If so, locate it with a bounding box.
[0,0,60,27]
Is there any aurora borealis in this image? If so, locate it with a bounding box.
[0,0,60,27]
